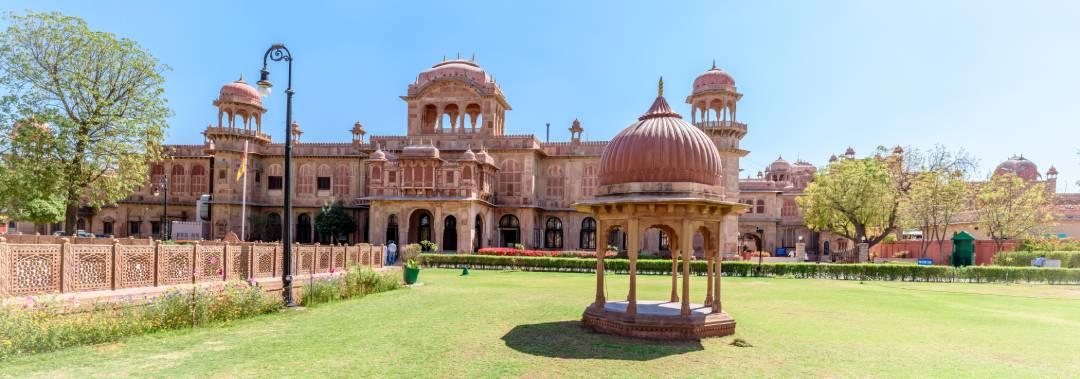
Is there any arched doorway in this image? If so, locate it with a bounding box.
[474,214,483,252]
[408,210,433,245]
[544,217,563,249]
[296,213,312,244]
[580,217,597,250]
[386,214,399,245]
[265,213,282,242]
[499,214,520,247]
[741,233,762,252]
[443,216,458,252]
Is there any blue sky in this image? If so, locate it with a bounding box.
[5,0,1080,189]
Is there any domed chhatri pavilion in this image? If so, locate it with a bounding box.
[575,79,748,340]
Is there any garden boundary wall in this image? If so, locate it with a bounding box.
[0,238,385,297]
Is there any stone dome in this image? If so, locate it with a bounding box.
[599,83,723,187]
[768,156,791,172]
[417,59,492,87]
[370,146,387,161]
[402,142,440,159]
[1048,166,1058,175]
[475,148,496,166]
[692,63,736,93]
[460,148,477,161]
[995,155,1040,181]
[219,77,261,105]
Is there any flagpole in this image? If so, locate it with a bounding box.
[240,140,249,241]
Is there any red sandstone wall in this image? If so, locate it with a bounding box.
[872,240,1016,265]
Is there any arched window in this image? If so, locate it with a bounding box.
[499,159,522,196]
[298,164,314,194]
[756,199,766,214]
[333,165,350,196]
[386,215,399,245]
[546,166,564,198]
[498,215,520,247]
[580,217,597,250]
[265,213,282,242]
[171,165,187,194]
[781,198,798,217]
[544,217,563,249]
[150,164,165,188]
[443,216,458,252]
[372,166,382,183]
[582,165,597,197]
[190,165,208,194]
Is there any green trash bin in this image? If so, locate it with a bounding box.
[951,231,975,267]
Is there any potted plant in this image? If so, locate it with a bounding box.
[402,243,423,284]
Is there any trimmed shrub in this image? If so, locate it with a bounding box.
[993,251,1080,268]
[419,254,1080,284]
[300,266,402,307]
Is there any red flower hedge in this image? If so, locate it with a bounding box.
[476,248,615,258]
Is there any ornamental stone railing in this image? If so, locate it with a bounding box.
[0,237,385,297]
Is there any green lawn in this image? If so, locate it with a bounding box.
[2,269,1079,378]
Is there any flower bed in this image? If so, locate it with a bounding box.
[420,254,1080,284]
[476,247,615,258]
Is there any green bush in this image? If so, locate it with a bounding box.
[993,251,1080,268]
[300,266,402,307]
[419,254,1080,284]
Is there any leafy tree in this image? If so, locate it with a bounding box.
[900,170,969,260]
[0,11,170,235]
[315,202,357,244]
[0,120,66,224]
[798,157,899,248]
[975,173,1054,252]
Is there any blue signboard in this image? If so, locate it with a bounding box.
[917,258,934,266]
[775,247,788,257]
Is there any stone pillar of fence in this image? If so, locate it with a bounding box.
[0,237,9,296]
[858,243,870,263]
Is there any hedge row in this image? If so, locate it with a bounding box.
[420,254,1080,284]
[992,251,1080,268]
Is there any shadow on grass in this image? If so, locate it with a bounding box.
[501,321,703,361]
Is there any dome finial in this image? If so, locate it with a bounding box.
[237,73,244,82]
[471,52,476,61]
[711,60,716,70]
[658,76,664,97]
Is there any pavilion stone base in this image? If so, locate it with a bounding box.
[582,300,736,340]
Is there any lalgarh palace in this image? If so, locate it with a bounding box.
[6,58,1080,257]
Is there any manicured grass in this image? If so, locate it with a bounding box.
[2,269,1079,378]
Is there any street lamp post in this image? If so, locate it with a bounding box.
[755,226,765,276]
[256,44,297,307]
[153,176,169,240]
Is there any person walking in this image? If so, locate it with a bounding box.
[387,240,398,265]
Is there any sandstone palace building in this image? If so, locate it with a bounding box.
[8,58,1075,256]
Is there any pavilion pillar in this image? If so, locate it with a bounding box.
[626,218,639,315]
[704,250,714,305]
[713,220,723,313]
[680,220,693,316]
[594,219,607,307]
[670,250,679,302]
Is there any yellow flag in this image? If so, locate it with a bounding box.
[236,140,248,182]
